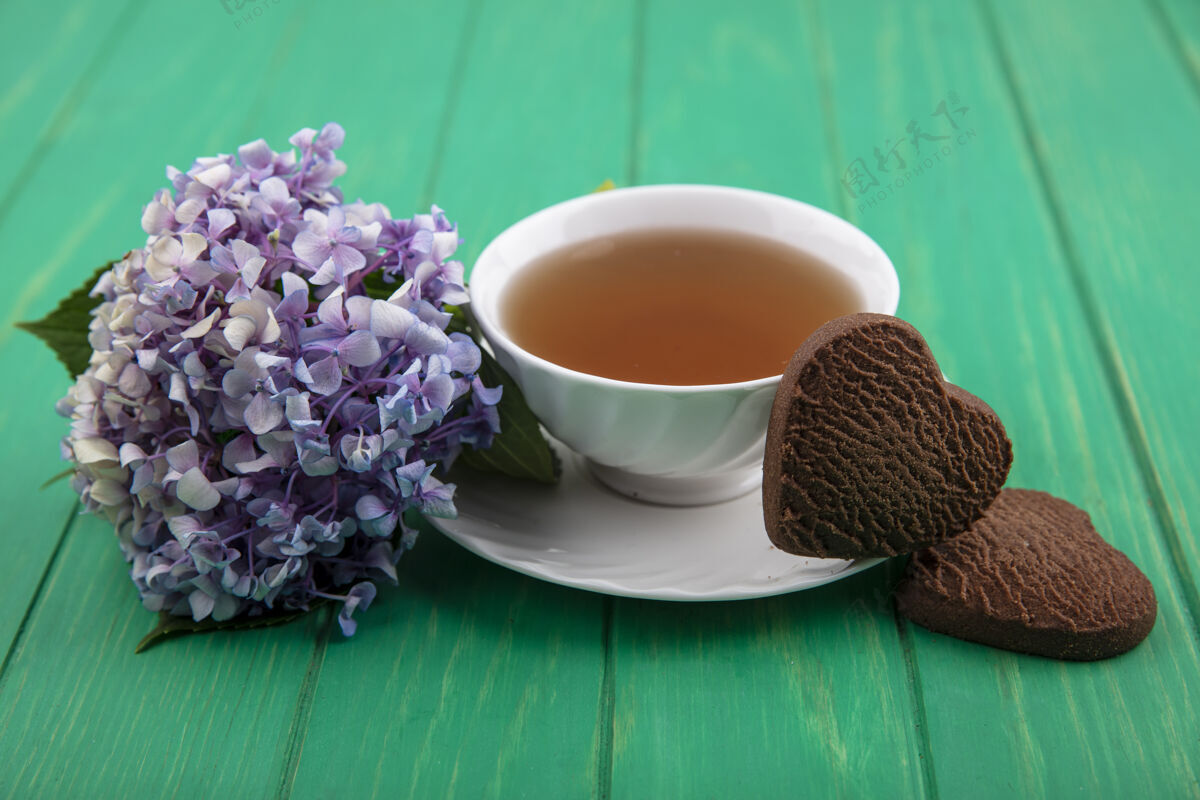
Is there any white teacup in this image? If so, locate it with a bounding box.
[468,185,899,506]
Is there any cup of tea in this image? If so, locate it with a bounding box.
[468,185,899,505]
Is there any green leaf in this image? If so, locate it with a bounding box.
[135,600,328,654]
[448,305,559,483]
[460,344,561,483]
[443,303,471,336]
[16,261,116,377]
[360,268,395,301]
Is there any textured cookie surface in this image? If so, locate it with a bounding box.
[895,489,1157,660]
[763,313,1012,559]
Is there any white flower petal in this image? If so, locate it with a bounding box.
[151,235,182,265]
[244,391,284,435]
[254,351,289,370]
[206,208,236,237]
[174,198,206,225]
[141,198,174,235]
[317,288,345,326]
[221,368,255,399]
[178,233,208,264]
[432,231,458,261]
[292,230,329,268]
[189,589,215,621]
[177,467,221,511]
[166,440,200,472]
[118,442,148,467]
[230,238,259,266]
[73,438,120,464]
[261,306,281,344]
[221,434,257,472]
[370,300,416,339]
[338,330,382,367]
[194,163,231,190]
[223,315,259,352]
[181,309,221,339]
[281,270,308,298]
[89,478,128,506]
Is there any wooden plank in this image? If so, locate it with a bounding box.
[1,1,1194,797]
[1152,0,1200,96]
[0,0,143,206]
[430,0,636,269]
[984,0,1200,628]
[285,1,634,795]
[607,2,928,797]
[0,0,313,661]
[288,533,610,799]
[0,2,358,797]
[0,514,328,798]
[816,0,1200,796]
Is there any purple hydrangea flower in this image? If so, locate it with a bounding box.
[57,125,501,635]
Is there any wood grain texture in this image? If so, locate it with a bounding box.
[983,0,1200,637]
[817,0,1200,795]
[0,3,156,655]
[1152,0,1200,98]
[431,0,637,271]
[0,0,318,666]
[289,532,609,799]
[0,2,328,797]
[287,0,634,795]
[609,2,928,797]
[0,514,328,798]
[0,0,144,213]
[0,0,1197,797]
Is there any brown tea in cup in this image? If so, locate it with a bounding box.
[500,228,863,385]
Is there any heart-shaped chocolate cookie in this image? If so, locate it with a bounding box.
[763,313,1011,559]
[895,489,1157,660]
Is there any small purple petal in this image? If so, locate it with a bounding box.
[337,581,376,636]
[330,244,365,276]
[404,321,449,355]
[238,138,274,169]
[422,373,454,411]
[338,330,382,367]
[177,467,221,511]
[371,301,416,339]
[244,391,284,435]
[292,230,330,268]
[300,355,342,396]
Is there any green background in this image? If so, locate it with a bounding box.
[0,0,1197,797]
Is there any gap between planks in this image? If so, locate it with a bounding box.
[626,0,647,189]
[236,0,326,146]
[419,0,485,210]
[805,1,940,795]
[593,596,617,800]
[275,608,334,800]
[0,0,147,235]
[893,606,942,800]
[593,6,643,796]
[272,4,488,794]
[1144,0,1200,104]
[0,505,80,687]
[976,0,1200,643]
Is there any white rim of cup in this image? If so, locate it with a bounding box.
[467,184,900,394]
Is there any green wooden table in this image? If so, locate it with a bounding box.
[2,0,1198,796]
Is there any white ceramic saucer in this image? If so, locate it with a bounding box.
[429,440,883,601]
